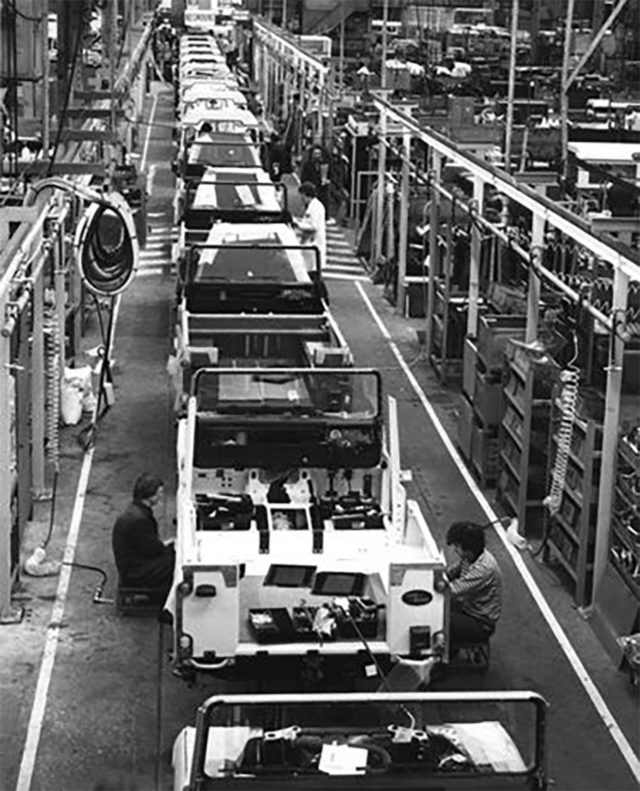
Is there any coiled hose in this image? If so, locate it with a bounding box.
[41,316,61,550]
[74,191,139,295]
[44,316,61,468]
[24,180,139,297]
[544,368,580,516]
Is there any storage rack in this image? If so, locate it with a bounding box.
[458,314,519,486]
[430,278,470,385]
[609,433,640,605]
[545,389,602,606]
[496,340,557,538]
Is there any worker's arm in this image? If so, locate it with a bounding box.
[446,560,462,581]
[295,214,317,234]
[449,562,488,599]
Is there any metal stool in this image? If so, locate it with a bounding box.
[449,640,491,671]
[116,585,165,617]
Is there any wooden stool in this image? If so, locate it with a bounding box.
[449,640,491,672]
[116,585,165,617]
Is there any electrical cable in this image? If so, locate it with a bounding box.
[91,292,108,348]
[6,0,41,23]
[336,602,417,729]
[40,469,59,551]
[46,12,83,176]
[62,561,108,588]
[77,295,116,450]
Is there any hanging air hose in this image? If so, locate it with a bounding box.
[44,316,61,470]
[544,367,580,516]
[24,317,62,575]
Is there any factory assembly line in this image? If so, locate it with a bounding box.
[1,3,639,791]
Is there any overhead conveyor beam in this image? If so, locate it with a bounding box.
[371,96,640,283]
[253,18,329,78]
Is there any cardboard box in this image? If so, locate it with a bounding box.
[477,314,527,371]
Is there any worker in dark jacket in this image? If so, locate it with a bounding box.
[112,473,174,598]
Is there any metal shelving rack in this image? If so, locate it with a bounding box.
[545,391,602,606]
[496,340,557,538]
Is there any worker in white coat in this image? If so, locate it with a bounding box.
[294,181,327,274]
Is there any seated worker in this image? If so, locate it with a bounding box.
[445,521,502,646]
[112,473,175,601]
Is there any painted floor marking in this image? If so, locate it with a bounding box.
[17,293,124,790]
[354,280,640,783]
[141,91,159,172]
[324,272,368,282]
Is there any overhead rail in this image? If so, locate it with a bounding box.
[371,95,640,282]
[252,17,330,77]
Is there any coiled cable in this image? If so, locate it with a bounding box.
[42,317,61,550]
[74,191,139,295]
[544,367,579,516]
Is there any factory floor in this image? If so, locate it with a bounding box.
[1,82,639,791]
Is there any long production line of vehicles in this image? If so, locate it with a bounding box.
[162,10,549,790]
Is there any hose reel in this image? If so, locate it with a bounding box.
[74,190,139,295]
[25,178,139,296]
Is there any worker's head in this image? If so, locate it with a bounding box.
[446,521,485,562]
[133,473,164,507]
[299,181,316,207]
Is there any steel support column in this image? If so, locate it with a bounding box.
[426,151,442,359]
[373,108,387,267]
[526,212,546,343]
[593,268,630,599]
[0,322,12,617]
[31,254,46,496]
[396,131,411,316]
[466,175,485,338]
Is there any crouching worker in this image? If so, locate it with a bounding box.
[112,473,175,603]
[445,521,502,647]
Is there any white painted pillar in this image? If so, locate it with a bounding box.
[426,150,442,358]
[593,267,629,599]
[0,328,13,619]
[396,131,411,315]
[526,210,546,343]
[31,255,46,496]
[466,174,485,338]
[373,107,387,267]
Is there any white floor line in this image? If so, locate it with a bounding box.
[16,308,126,791]
[141,92,159,172]
[145,163,157,197]
[326,264,364,272]
[354,280,640,783]
[16,448,95,791]
[324,272,368,282]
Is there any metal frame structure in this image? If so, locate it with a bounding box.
[368,95,639,611]
[252,17,330,148]
[0,17,152,622]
